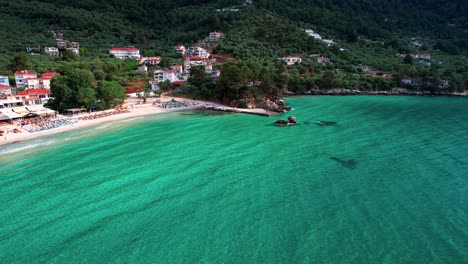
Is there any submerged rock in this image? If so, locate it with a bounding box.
[317,121,337,126]
[275,116,298,126]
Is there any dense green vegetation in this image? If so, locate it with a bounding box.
[0,0,466,107]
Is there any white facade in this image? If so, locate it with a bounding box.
[154,70,177,83]
[305,29,322,40]
[186,47,210,58]
[143,57,161,65]
[67,48,80,55]
[14,70,38,88]
[208,32,222,42]
[279,56,302,65]
[44,47,59,56]
[172,64,184,75]
[0,84,11,95]
[184,59,212,74]
[175,45,186,54]
[109,47,141,60]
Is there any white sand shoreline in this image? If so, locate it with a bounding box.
[0,97,204,147]
[0,96,273,147]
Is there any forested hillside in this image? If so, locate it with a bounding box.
[0,0,466,98]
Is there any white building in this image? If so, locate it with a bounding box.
[0,84,11,95]
[186,47,210,58]
[44,47,59,56]
[184,58,212,74]
[171,64,184,75]
[305,29,322,40]
[67,48,80,56]
[142,57,161,65]
[23,72,60,90]
[154,70,177,83]
[14,70,38,89]
[175,45,186,54]
[279,56,302,65]
[208,32,222,42]
[109,47,141,60]
[323,39,336,46]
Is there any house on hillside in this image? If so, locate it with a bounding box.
[14,70,38,89]
[323,39,336,46]
[186,47,210,58]
[399,53,431,60]
[184,57,212,73]
[109,47,141,60]
[44,47,59,56]
[154,70,177,83]
[304,29,322,40]
[24,72,60,90]
[57,41,67,51]
[172,64,183,75]
[317,56,330,63]
[175,45,186,54]
[208,32,223,42]
[142,57,161,65]
[279,56,302,65]
[66,42,80,55]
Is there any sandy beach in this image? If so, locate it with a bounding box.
[0,96,203,147]
[0,96,272,147]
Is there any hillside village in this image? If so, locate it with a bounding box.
[1,0,467,123]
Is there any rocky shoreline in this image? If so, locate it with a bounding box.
[284,88,468,97]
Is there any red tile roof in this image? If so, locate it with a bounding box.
[173,80,186,86]
[17,89,51,96]
[110,47,139,51]
[14,70,37,76]
[42,71,60,77]
[0,84,10,89]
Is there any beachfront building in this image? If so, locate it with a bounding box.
[17,89,52,105]
[0,75,10,86]
[44,47,59,56]
[279,56,302,65]
[186,47,210,59]
[0,84,11,95]
[14,70,38,89]
[109,47,141,60]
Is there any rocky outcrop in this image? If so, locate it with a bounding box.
[275,116,298,126]
[258,99,292,113]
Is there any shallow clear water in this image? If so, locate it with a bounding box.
[1,96,467,263]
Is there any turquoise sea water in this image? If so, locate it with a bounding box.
[1,96,467,263]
